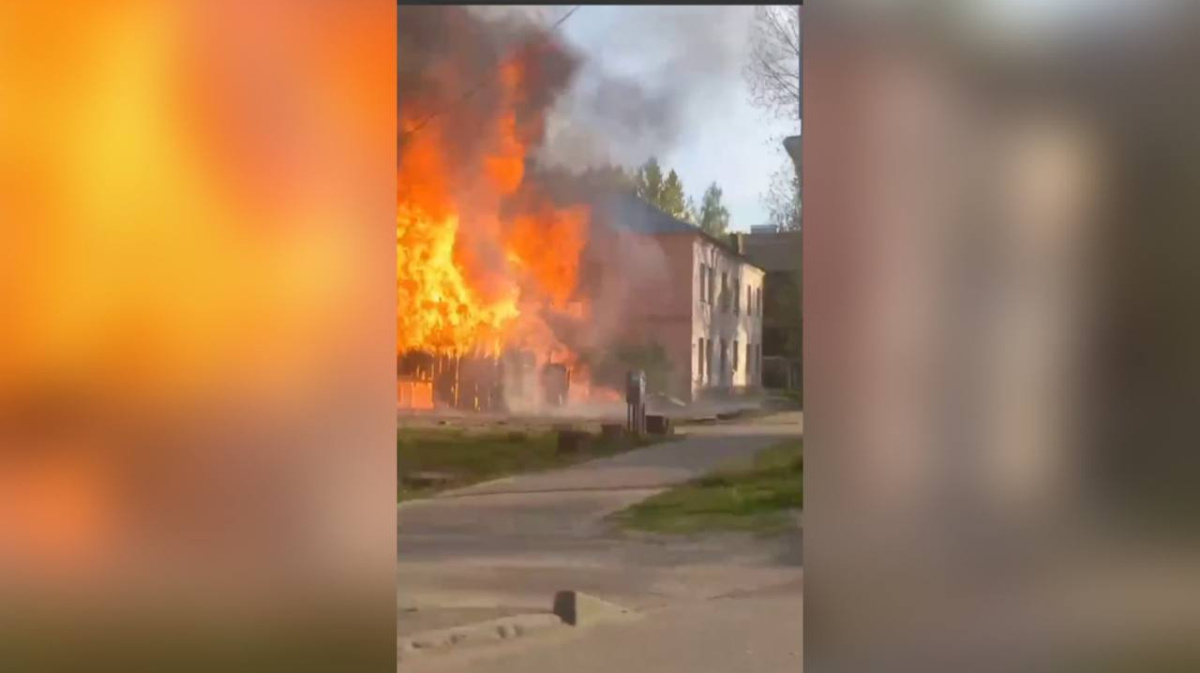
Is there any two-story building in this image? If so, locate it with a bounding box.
[591,192,765,402]
[736,225,801,391]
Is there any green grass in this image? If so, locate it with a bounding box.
[612,438,802,535]
[398,428,669,502]
[778,389,803,407]
[759,389,802,410]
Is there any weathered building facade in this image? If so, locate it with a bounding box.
[738,228,801,391]
[595,194,765,402]
[727,134,803,393]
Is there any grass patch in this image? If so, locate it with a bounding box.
[612,438,802,534]
[763,389,802,410]
[778,389,803,407]
[398,427,670,502]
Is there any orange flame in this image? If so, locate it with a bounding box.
[1,0,395,590]
[397,52,589,364]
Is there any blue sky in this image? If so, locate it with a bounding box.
[552,6,800,231]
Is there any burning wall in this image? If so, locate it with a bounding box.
[397,7,603,411]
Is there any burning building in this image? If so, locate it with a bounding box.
[397,6,602,412]
[397,7,763,412]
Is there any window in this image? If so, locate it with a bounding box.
[699,264,708,304]
[705,339,713,384]
[719,339,727,382]
[733,340,739,371]
[697,338,706,382]
[721,272,729,312]
[756,287,763,316]
[753,343,760,383]
[750,344,756,384]
[733,281,740,314]
[750,344,756,383]
[747,285,752,316]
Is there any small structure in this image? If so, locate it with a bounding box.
[600,423,625,442]
[396,349,552,412]
[645,414,672,436]
[626,370,646,436]
[740,136,802,395]
[556,429,591,455]
[397,351,506,412]
[742,228,802,392]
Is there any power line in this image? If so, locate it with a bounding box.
[547,5,582,31]
[400,6,582,144]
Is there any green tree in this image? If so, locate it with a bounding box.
[635,158,693,222]
[634,157,665,204]
[684,195,699,225]
[696,182,731,236]
[659,169,689,221]
[576,340,675,397]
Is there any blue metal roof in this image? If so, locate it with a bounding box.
[597,190,699,236]
[594,190,758,269]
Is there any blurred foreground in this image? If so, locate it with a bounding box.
[806,2,1200,670]
[0,2,395,670]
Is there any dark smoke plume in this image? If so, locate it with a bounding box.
[398,6,580,177]
[430,5,756,171]
[398,6,725,399]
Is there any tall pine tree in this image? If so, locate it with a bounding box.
[696,182,731,236]
[634,157,665,204]
[659,169,690,221]
[635,158,728,229]
[634,158,690,221]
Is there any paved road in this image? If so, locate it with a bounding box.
[403,578,804,673]
[400,417,797,551]
[397,412,803,668]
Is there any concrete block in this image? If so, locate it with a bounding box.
[646,415,673,435]
[552,590,635,627]
[600,423,625,441]
[556,430,592,455]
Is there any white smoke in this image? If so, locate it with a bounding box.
[536,6,757,170]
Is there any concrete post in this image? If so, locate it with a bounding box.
[626,370,646,437]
